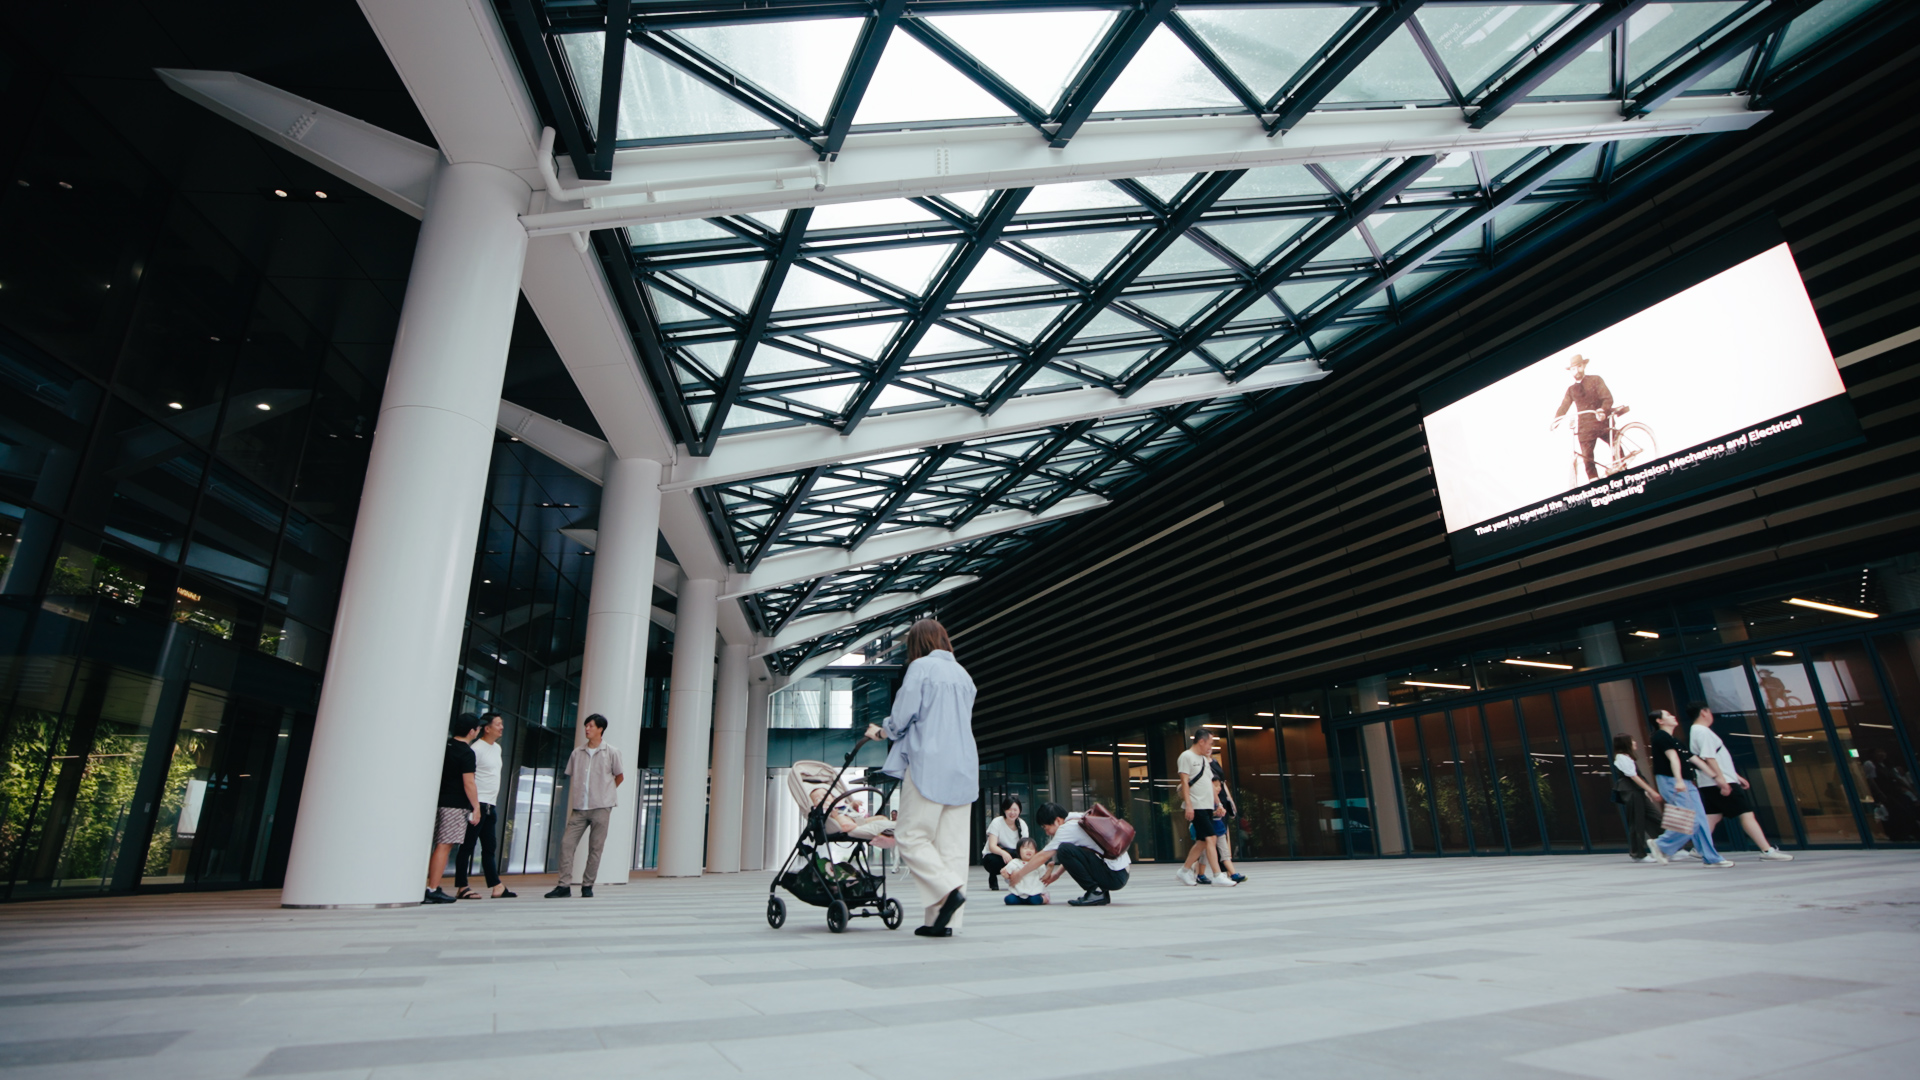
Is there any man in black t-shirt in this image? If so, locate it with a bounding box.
[425,715,482,904]
[1647,709,1729,867]
[1551,354,1615,480]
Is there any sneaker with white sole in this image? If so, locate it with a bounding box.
[1174,868,1197,886]
[1679,848,1703,860]
[1706,859,1735,868]
[1645,849,1669,864]
[1210,875,1237,887]
[1759,848,1794,861]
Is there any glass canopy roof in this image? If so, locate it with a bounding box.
[499,0,1890,673]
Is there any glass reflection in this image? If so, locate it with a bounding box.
[1755,658,1862,844]
[1518,693,1584,850]
[1694,660,1795,847]
[1450,708,1503,853]
[1482,699,1543,851]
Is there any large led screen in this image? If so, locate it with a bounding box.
[1424,240,1859,566]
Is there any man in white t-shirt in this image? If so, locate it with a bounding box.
[1007,802,1129,906]
[1175,729,1233,887]
[1687,702,1793,861]
[456,712,513,898]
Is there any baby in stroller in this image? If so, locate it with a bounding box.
[767,749,906,933]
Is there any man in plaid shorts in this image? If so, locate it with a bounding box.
[424,714,482,904]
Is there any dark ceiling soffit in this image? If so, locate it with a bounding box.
[506,0,605,180]
[1469,0,1647,130]
[1268,0,1425,136]
[1625,0,1822,118]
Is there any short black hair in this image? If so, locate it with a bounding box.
[480,711,506,727]
[1191,727,1215,743]
[450,713,482,738]
[998,795,1022,814]
[1684,701,1710,723]
[1035,801,1069,827]
[584,713,609,732]
[1646,709,1671,726]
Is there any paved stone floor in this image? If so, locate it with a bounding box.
[2,852,1918,1079]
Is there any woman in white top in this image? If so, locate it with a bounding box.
[1611,733,1663,863]
[980,796,1027,891]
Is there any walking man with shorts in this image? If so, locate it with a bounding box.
[1175,729,1233,887]
[424,714,482,904]
[546,714,624,898]
[1687,702,1793,861]
[1648,709,1730,867]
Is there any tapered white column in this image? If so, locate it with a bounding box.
[656,577,718,877]
[705,644,750,872]
[282,161,529,907]
[575,456,663,885]
[740,675,774,871]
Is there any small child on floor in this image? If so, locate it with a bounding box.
[1003,837,1058,905]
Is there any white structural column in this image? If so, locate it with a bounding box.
[281,161,529,907]
[657,577,720,877]
[740,675,774,872]
[705,644,751,873]
[576,456,664,886]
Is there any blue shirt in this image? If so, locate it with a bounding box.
[881,650,979,806]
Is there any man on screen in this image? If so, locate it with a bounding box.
[1551,353,1615,479]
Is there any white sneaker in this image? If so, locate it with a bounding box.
[1175,868,1197,886]
[1644,848,1669,864]
[1679,848,1703,860]
[1210,875,1237,887]
[1706,859,1735,868]
[1759,848,1795,861]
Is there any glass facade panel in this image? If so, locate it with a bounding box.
[1391,715,1435,853]
[1483,699,1543,851]
[1869,634,1920,841]
[1419,712,1468,853]
[1557,687,1626,850]
[1755,658,1862,844]
[1807,640,1904,843]
[1230,716,1287,857]
[1279,718,1338,856]
[1450,708,1502,853]
[1518,694,1584,850]
[1693,660,1795,847]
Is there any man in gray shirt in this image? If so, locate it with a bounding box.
[546,714,624,898]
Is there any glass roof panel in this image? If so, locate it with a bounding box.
[1774,0,1881,68]
[1223,165,1328,201]
[1132,173,1196,206]
[808,322,901,359]
[672,19,865,124]
[1415,5,1579,97]
[1021,230,1139,279]
[787,384,856,414]
[1095,25,1242,112]
[646,285,710,325]
[1410,150,1478,188]
[563,36,775,141]
[1318,158,1385,194]
[1275,278,1347,314]
[937,190,993,218]
[1020,180,1140,215]
[1691,47,1754,93]
[1532,37,1610,97]
[1178,6,1357,103]
[1322,27,1451,103]
[1482,146,1543,183]
[926,363,1012,395]
[1627,3,1747,88]
[1391,269,1452,301]
[838,244,956,296]
[1128,290,1221,328]
[852,27,1020,126]
[1200,218,1307,266]
[1140,235,1231,277]
[677,262,766,310]
[869,383,943,411]
[807,199,939,231]
[1550,142,1606,183]
[957,249,1055,293]
[1364,208,1449,256]
[746,345,831,377]
[909,324,989,357]
[970,305,1066,343]
[631,218,732,247]
[773,266,871,310]
[1493,201,1556,244]
[1069,307,1148,339]
[923,11,1116,111]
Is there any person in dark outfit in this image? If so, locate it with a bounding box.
[425,714,482,904]
[1611,733,1664,862]
[1552,353,1615,479]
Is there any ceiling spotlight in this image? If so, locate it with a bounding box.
[167,402,184,410]
[1276,712,1320,719]
[1785,597,1877,619]
[273,189,288,198]
[1630,630,1660,639]
[255,402,272,411]
[314,190,328,199]
[1772,650,1795,658]
[1404,679,1470,690]
[57,180,72,190]
[1502,658,1574,670]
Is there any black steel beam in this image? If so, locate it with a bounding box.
[591,231,700,447]
[983,169,1246,411]
[594,0,633,177]
[1165,14,1270,118]
[846,444,963,549]
[1122,153,1438,392]
[746,466,828,571]
[1470,1,1646,129]
[818,0,907,157]
[899,18,1054,135]
[700,208,813,454]
[631,29,820,142]
[1048,0,1175,147]
[838,188,1031,432]
[507,0,604,180]
[1268,0,1425,136]
[946,420,1095,532]
[1625,0,1820,118]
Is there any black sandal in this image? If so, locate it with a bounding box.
[457,888,484,900]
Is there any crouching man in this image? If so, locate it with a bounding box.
[1008,801,1130,906]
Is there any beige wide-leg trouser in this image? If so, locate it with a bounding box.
[894,770,970,931]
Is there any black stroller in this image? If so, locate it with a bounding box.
[766,737,904,933]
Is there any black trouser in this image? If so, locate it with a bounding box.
[1623,789,1660,859]
[1577,427,1612,479]
[981,852,1008,886]
[456,803,500,888]
[1056,843,1128,894]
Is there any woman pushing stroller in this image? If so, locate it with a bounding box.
[864,618,977,939]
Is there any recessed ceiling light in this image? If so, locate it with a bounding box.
[1630,630,1660,639]
[1276,712,1319,719]
[1785,597,1876,619]
[57,180,72,189]
[273,189,288,198]
[314,191,328,199]
[255,402,271,411]
[1772,650,1795,657]
[1502,658,1573,670]
[1404,679,1470,690]
[167,402,183,410]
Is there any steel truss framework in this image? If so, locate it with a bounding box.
[496,0,1892,672]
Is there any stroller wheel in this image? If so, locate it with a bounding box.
[881,897,903,930]
[827,900,849,934]
[767,896,786,929]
